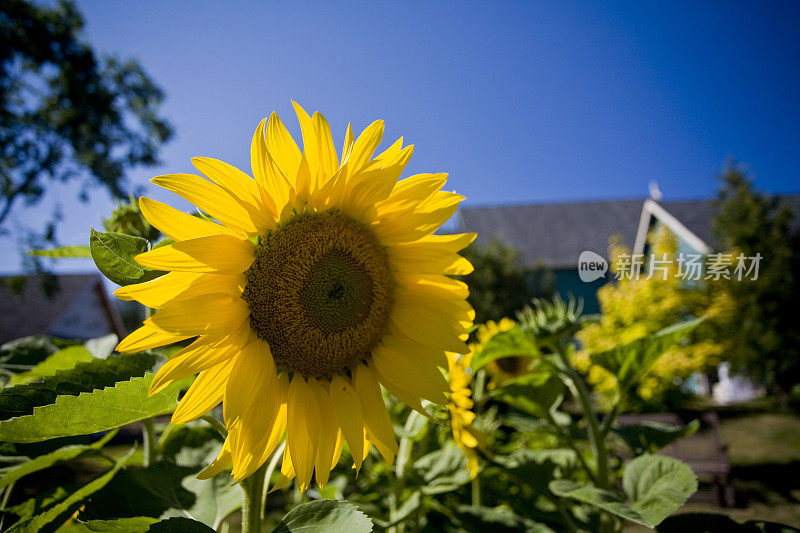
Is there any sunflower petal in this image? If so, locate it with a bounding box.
[313,112,338,186]
[149,331,244,395]
[135,235,254,274]
[197,438,232,479]
[171,358,235,424]
[377,173,448,216]
[139,197,238,241]
[310,379,338,488]
[341,123,354,166]
[287,376,321,491]
[372,342,448,405]
[252,118,294,210]
[329,375,365,473]
[151,173,258,235]
[346,120,384,177]
[352,365,398,464]
[392,293,469,353]
[146,293,248,336]
[226,337,281,479]
[292,102,321,192]
[115,272,242,309]
[390,233,476,275]
[266,111,302,183]
[191,156,277,225]
[116,325,191,353]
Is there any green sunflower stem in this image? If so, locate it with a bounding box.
[395,410,421,479]
[471,476,481,507]
[241,463,268,533]
[142,417,156,467]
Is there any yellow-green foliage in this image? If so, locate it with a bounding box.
[576,225,734,404]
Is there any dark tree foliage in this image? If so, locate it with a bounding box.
[712,165,800,401]
[0,0,172,241]
[460,238,554,325]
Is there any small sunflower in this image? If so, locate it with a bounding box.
[476,318,534,384]
[114,103,475,490]
[446,351,481,478]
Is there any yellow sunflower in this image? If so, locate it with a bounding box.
[475,318,533,385]
[446,351,481,478]
[114,102,475,490]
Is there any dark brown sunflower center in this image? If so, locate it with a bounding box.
[242,210,394,378]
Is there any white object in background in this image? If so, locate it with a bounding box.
[712,362,764,404]
[649,181,664,202]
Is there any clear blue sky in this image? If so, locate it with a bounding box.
[2,0,799,273]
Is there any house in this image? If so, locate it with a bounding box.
[457,195,800,314]
[0,274,126,345]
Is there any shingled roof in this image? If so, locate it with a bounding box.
[0,274,125,344]
[457,195,800,269]
[456,198,719,269]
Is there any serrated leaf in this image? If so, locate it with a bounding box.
[489,372,563,418]
[0,430,118,490]
[471,325,539,371]
[272,500,373,533]
[7,447,134,533]
[613,420,700,456]
[0,351,157,421]
[7,346,95,386]
[589,318,704,391]
[28,246,92,258]
[57,517,160,532]
[90,229,164,286]
[550,455,697,528]
[0,374,186,443]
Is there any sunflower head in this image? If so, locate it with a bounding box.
[469,318,534,385]
[114,102,475,491]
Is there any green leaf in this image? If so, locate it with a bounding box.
[0,374,186,443]
[452,505,555,533]
[272,500,373,533]
[495,448,577,492]
[489,372,563,418]
[28,246,92,258]
[159,425,238,528]
[81,424,236,528]
[89,229,164,286]
[622,454,698,525]
[0,430,118,490]
[412,442,473,494]
[56,517,160,532]
[7,346,95,386]
[0,336,59,367]
[550,455,697,528]
[589,318,704,391]
[0,351,157,421]
[7,447,134,533]
[147,517,215,532]
[613,420,700,456]
[471,325,539,371]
